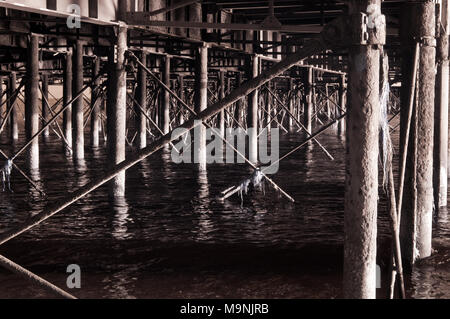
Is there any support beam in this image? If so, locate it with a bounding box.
[343,0,383,299]
[107,25,128,197]
[63,50,73,153]
[91,56,101,148]
[246,54,259,164]
[25,35,40,170]
[9,72,18,141]
[434,0,449,208]
[135,52,147,149]
[72,40,85,160]
[194,45,208,170]
[218,71,226,138]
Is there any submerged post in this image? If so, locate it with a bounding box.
[72,40,85,160]
[434,0,449,208]
[63,49,73,152]
[246,54,259,164]
[9,72,18,141]
[343,0,384,299]
[107,24,127,197]
[194,44,208,170]
[135,52,147,149]
[25,35,40,170]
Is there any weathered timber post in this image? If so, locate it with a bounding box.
[161,55,171,135]
[41,74,50,140]
[9,72,18,141]
[91,56,101,148]
[343,0,384,299]
[107,24,128,197]
[218,71,226,138]
[72,40,85,160]
[303,67,313,133]
[289,79,295,130]
[135,52,147,149]
[415,0,436,260]
[63,49,73,152]
[246,54,259,164]
[179,75,185,125]
[434,0,449,208]
[266,82,272,132]
[25,35,40,170]
[0,76,3,126]
[194,45,208,170]
[338,74,346,135]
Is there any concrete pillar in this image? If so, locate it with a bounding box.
[91,56,101,148]
[107,25,127,197]
[218,71,226,138]
[343,0,383,299]
[41,73,50,139]
[434,0,449,208]
[161,55,171,135]
[194,45,208,170]
[72,40,85,160]
[25,35,40,170]
[63,50,73,152]
[246,55,259,164]
[9,72,18,141]
[303,67,313,133]
[135,52,147,149]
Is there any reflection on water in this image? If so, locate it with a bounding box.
[0,122,449,299]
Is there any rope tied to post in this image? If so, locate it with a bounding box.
[1,159,13,192]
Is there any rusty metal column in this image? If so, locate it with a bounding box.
[194,45,208,170]
[135,52,147,149]
[344,0,384,299]
[107,25,127,197]
[434,0,449,208]
[72,40,85,160]
[63,49,73,152]
[303,67,313,133]
[246,54,259,164]
[9,72,18,141]
[91,56,101,148]
[25,35,40,170]
[161,55,171,135]
[41,73,49,140]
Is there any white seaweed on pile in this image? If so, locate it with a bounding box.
[238,169,266,206]
[1,159,12,192]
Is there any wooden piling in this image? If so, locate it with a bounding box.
[434,0,449,208]
[161,55,171,135]
[246,54,259,164]
[303,67,313,133]
[25,35,40,170]
[72,40,85,160]
[107,25,127,197]
[343,0,383,299]
[218,71,226,138]
[63,50,73,151]
[194,45,208,170]
[135,52,147,149]
[9,72,18,141]
[41,74,50,139]
[91,56,101,148]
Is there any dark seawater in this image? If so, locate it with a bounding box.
[0,117,449,299]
